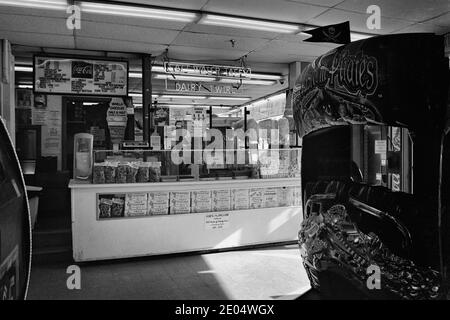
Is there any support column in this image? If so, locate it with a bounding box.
[142,54,152,143]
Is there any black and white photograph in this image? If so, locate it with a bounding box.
[0,0,449,311]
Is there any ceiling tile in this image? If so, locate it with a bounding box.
[110,0,209,10]
[81,12,190,31]
[0,30,75,48]
[203,0,329,24]
[425,12,450,27]
[171,32,271,51]
[75,37,166,54]
[75,21,179,45]
[336,0,450,22]
[246,51,317,63]
[288,0,344,7]
[0,13,71,36]
[183,24,279,40]
[307,8,413,34]
[0,6,68,18]
[392,22,449,35]
[167,45,248,61]
[256,40,332,56]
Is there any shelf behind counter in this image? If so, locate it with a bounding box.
[69,178,303,262]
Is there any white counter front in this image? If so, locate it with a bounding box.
[69,178,302,262]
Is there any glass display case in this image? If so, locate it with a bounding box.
[90,147,301,184]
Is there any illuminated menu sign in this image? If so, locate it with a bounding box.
[34,56,128,96]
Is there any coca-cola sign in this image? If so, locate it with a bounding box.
[34,56,128,96]
[71,61,93,79]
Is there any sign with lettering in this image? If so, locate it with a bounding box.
[34,56,128,96]
[164,62,251,79]
[165,80,242,95]
[205,212,230,230]
[293,34,446,137]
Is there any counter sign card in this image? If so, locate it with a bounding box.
[205,212,230,230]
[34,56,128,96]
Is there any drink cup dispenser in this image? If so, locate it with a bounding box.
[73,133,93,180]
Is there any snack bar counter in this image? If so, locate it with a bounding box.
[69,148,302,262]
[69,177,302,262]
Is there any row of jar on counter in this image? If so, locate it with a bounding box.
[93,161,161,184]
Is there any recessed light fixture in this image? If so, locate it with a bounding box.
[299,30,374,42]
[199,14,300,34]
[129,93,159,98]
[0,0,67,10]
[219,79,276,86]
[350,32,374,41]
[80,2,198,22]
[159,95,207,99]
[15,66,33,72]
[17,84,33,89]
[208,96,251,101]
[129,72,142,78]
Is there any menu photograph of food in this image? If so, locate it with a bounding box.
[125,193,148,217]
[232,189,249,210]
[148,191,169,215]
[249,188,264,209]
[34,56,127,96]
[212,189,231,212]
[98,194,126,219]
[263,188,279,208]
[170,191,191,214]
[191,190,212,213]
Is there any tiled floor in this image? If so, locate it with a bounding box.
[27,244,311,300]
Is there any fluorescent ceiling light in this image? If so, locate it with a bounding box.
[83,102,98,106]
[199,14,300,34]
[160,95,207,99]
[80,2,198,22]
[208,96,251,101]
[0,0,67,10]
[17,84,33,89]
[154,74,216,82]
[129,72,142,78]
[250,73,283,80]
[219,79,276,86]
[15,66,33,72]
[351,32,374,41]
[129,93,159,98]
[152,66,165,72]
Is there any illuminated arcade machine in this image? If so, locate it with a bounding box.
[294,34,450,299]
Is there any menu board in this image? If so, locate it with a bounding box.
[212,189,231,212]
[249,188,264,209]
[232,189,249,210]
[170,191,191,214]
[34,56,128,96]
[263,188,279,208]
[192,190,212,213]
[107,98,127,144]
[148,191,169,215]
[125,193,148,216]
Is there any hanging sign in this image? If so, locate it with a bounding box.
[163,62,251,79]
[107,98,127,144]
[34,56,128,96]
[165,80,242,95]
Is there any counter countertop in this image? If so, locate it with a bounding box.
[68,177,301,189]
